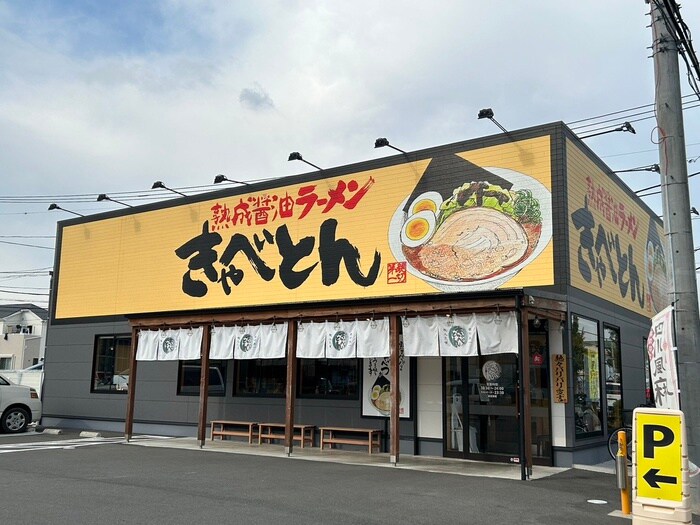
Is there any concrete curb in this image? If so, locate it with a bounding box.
[79,431,102,438]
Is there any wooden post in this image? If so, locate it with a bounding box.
[125,325,138,442]
[520,308,533,478]
[197,324,211,448]
[284,321,298,456]
[389,315,400,465]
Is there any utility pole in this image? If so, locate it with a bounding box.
[650,0,700,512]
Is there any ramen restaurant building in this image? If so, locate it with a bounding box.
[43,121,665,469]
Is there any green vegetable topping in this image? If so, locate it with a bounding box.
[437,182,542,227]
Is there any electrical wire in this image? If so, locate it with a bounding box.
[654,0,700,100]
[0,301,48,306]
[0,235,55,239]
[0,267,52,273]
[635,170,700,195]
[662,0,700,96]
[0,175,281,205]
[575,103,700,137]
[0,289,49,296]
[567,96,698,131]
[602,141,700,159]
[0,240,54,250]
[0,285,49,290]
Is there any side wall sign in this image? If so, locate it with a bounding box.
[567,140,669,319]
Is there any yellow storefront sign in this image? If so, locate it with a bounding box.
[567,140,669,319]
[54,136,554,320]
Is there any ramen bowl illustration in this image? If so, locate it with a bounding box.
[388,166,552,292]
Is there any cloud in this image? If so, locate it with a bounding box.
[239,83,275,111]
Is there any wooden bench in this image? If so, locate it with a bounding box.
[210,420,258,444]
[319,426,382,454]
[258,423,315,448]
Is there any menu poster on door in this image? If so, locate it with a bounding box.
[362,346,411,419]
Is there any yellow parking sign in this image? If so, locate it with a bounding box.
[634,409,684,502]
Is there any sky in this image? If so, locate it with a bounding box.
[1,0,699,311]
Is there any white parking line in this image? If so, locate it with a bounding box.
[0,435,168,454]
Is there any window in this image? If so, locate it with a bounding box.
[604,325,623,430]
[572,315,603,438]
[299,359,359,399]
[235,359,286,396]
[0,356,12,370]
[177,360,227,396]
[92,335,131,393]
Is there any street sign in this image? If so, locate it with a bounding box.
[635,409,684,501]
[632,407,691,524]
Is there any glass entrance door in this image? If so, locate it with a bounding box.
[529,327,552,464]
[445,354,520,460]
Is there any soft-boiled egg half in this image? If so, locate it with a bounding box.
[401,210,437,247]
[409,191,443,215]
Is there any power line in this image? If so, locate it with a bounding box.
[0,289,49,296]
[565,94,698,127]
[568,97,699,131]
[0,235,55,239]
[0,285,49,291]
[0,266,53,274]
[0,240,54,250]
[602,141,700,159]
[634,170,700,195]
[0,267,52,274]
[0,300,48,306]
[658,0,700,99]
[0,177,278,205]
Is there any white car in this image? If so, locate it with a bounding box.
[0,373,42,433]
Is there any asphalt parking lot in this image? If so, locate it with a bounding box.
[0,430,687,524]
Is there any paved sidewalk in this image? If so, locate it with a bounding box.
[131,434,569,480]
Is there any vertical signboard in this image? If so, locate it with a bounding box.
[632,407,690,523]
[646,305,680,410]
[552,354,568,403]
[362,345,411,419]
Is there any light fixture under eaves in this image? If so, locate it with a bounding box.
[288,152,322,170]
[374,137,406,154]
[579,121,636,140]
[477,108,509,133]
[151,181,187,197]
